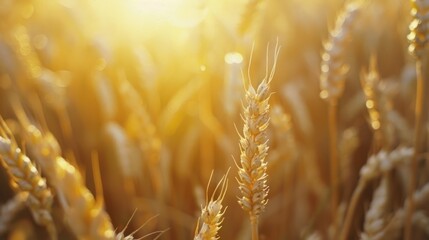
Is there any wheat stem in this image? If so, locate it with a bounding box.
[405,0,429,237]
[328,99,339,224]
[319,4,362,234]
[340,178,366,240]
[250,214,259,240]
[405,56,428,240]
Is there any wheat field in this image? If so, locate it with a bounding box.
[0,0,428,239]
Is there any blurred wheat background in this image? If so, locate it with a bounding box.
[0,0,427,239]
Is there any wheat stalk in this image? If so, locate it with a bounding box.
[0,192,26,236]
[319,3,362,228]
[194,170,229,240]
[339,127,359,199]
[236,43,280,240]
[0,117,56,240]
[406,1,429,239]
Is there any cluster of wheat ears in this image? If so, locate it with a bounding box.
[1,0,429,239]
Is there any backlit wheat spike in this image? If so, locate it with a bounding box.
[408,0,429,57]
[0,117,56,240]
[194,170,229,240]
[12,108,115,239]
[237,42,280,240]
[320,2,361,101]
[26,131,115,239]
[0,192,27,236]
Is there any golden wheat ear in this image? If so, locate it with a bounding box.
[361,176,390,239]
[10,103,117,239]
[194,169,229,240]
[0,116,57,240]
[236,42,280,240]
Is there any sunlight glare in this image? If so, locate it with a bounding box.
[122,0,207,28]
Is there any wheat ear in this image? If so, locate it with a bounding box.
[367,182,429,240]
[340,146,413,240]
[24,128,115,239]
[319,3,361,227]
[0,192,26,236]
[12,106,116,239]
[194,169,229,240]
[236,42,280,240]
[406,1,429,239]
[0,117,56,240]
[320,2,361,101]
[361,176,390,239]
